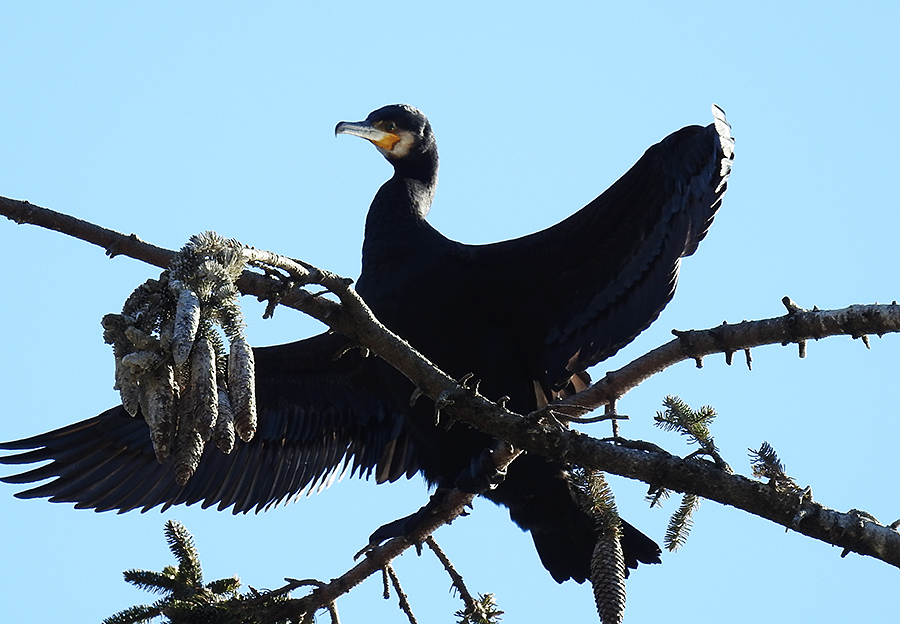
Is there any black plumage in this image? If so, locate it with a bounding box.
[1,104,733,584]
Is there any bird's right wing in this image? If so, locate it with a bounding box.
[471,106,734,391]
[0,332,417,514]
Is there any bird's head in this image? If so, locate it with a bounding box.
[335,104,435,166]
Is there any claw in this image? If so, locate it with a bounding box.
[455,442,510,493]
[434,390,455,426]
[458,372,481,393]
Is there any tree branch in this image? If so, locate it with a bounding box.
[263,445,518,621]
[4,195,900,608]
[563,301,900,411]
[8,195,899,416]
[1,195,176,268]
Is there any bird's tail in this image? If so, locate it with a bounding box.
[486,454,661,583]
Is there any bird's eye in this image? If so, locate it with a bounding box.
[385,121,396,132]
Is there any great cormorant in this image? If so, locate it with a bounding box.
[0,104,733,584]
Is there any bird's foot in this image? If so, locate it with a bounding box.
[453,441,512,493]
[355,442,514,559]
[356,489,453,558]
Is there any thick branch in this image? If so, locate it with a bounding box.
[4,196,900,595]
[0,195,468,413]
[392,379,900,570]
[7,195,898,414]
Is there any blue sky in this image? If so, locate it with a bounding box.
[2,2,898,622]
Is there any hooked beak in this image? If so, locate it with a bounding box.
[335,120,401,151]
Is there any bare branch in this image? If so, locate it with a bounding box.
[564,304,900,412]
[424,537,478,617]
[1,195,175,268]
[385,564,419,624]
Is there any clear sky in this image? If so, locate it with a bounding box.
[2,2,898,622]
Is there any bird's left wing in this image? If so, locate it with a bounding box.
[0,332,417,514]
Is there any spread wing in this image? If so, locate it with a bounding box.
[0,332,417,514]
[472,105,734,390]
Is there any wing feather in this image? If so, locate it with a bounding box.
[471,106,734,389]
[0,332,417,514]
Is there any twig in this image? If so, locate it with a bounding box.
[425,537,478,616]
[385,564,418,624]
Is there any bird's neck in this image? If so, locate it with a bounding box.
[364,150,439,232]
[359,159,442,287]
[389,149,439,215]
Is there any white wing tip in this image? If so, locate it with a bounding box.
[711,104,735,159]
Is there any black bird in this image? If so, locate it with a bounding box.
[1,104,733,584]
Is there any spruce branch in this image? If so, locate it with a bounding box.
[121,569,185,596]
[654,396,715,445]
[750,442,801,493]
[645,485,671,509]
[164,519,203,587]
[109,447,519,623]
[654,396,730,471]
[651,397,722,552]
[664,493,702,552]
[454,594,504,624]
[105,520,266,624]
[102,603,165,624]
